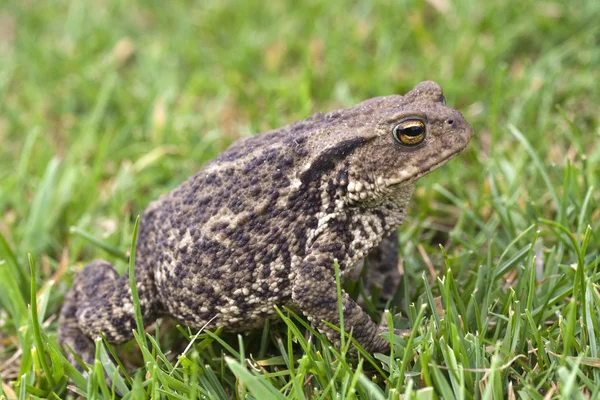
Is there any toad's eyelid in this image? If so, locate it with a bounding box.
[383,112,428,126]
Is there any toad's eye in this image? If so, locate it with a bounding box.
[392,119,426,146]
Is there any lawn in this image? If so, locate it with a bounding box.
[1,0,599,398]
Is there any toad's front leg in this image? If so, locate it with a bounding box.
[291,238,390,354]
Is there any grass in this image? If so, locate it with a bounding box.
[0,0,599,398]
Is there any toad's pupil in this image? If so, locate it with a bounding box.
[402,125,424,136]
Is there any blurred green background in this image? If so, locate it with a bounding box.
[0,0,599,397]
[1,0,597,258]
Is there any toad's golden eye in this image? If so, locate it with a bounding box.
[392,119,426,146]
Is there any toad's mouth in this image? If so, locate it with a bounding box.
[385,146,468,187]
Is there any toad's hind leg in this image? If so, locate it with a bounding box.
[58,259,158,368]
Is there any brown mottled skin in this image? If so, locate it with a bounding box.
[58,81,473,366]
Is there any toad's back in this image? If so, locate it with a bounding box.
[136,131,325,330]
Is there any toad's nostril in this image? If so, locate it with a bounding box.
[447,119,454,125]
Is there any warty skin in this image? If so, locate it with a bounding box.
[58,80,473,366]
